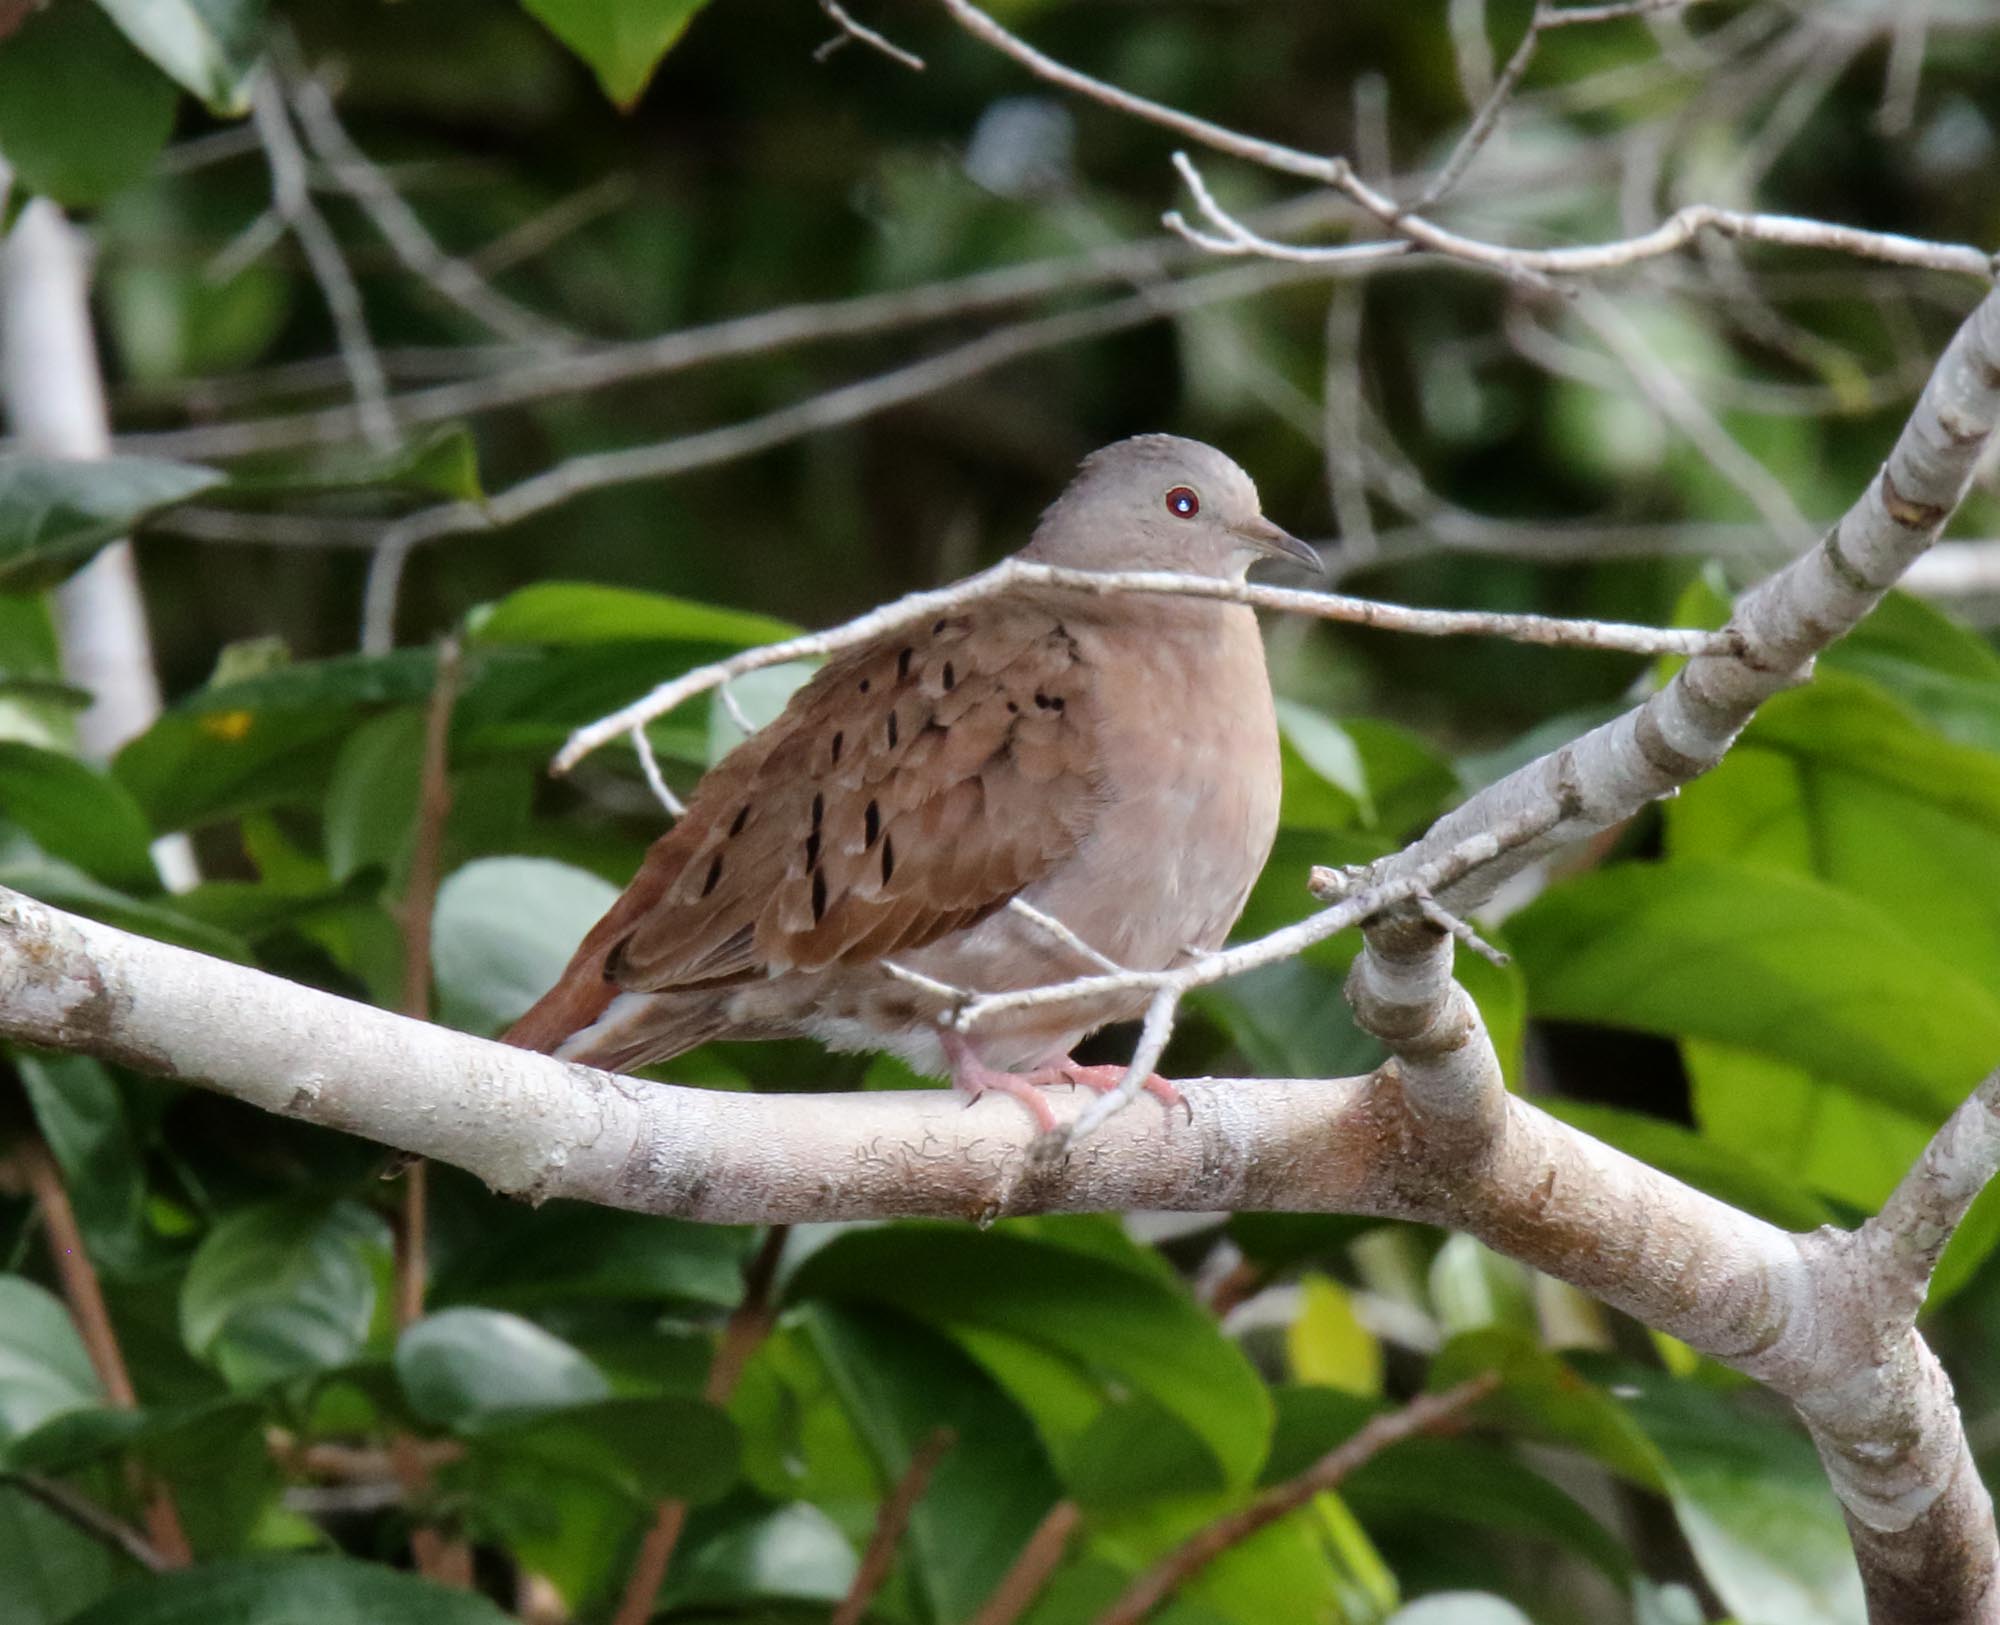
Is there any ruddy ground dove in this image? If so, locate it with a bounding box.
[506,434,1316,1127]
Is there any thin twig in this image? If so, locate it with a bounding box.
[280,52,577,347]
[248,70,398,452]
[555,560,1735,773]
[830,1426,958,1625]
[1091,1374,1499,1625]
[938,0,1995,284]
[16,1141,191,1566]
[119,195,1357,462]
[610,1226,788,1625]
[630,726,686,818]
[964,1501,1083,1625]
[1569,290,1816,551]
[816,0,926,70]
[1006,898,1123,975]
[0,1471,169,1573]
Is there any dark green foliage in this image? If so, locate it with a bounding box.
[3,0,2000,1620]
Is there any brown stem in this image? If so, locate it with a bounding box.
[390,637,467,1583]
[965,1499,1083,1625]
[609,1226,789,1625]
[17,1139,192,1566]
[830,1426,958,1625]
[1,1470,169,1572]
[1091,1374,1499,1625]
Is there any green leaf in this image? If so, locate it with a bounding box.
[790,1223,1272,1491]
[0,456,222,593]
[806,1303,1062,1622]
[659,1498,856,1612]
[396,1308,609,1430]
[518,0,714,106]
[62,1554,513,1625]
[115,648,438,833]
[0,853,246,959]
[0,1485,123,1622]
[227,424,486,505]
[322,707,425,884]
[1276,698,1370,828]
[1667,676,2000,990]
[1579,1358,1864,1625]
[94,0,268,116]
[0,742,157,890]
[180,1200,387,1388]
[14,1051,153,1275]
[1511,861,2000,1120]
[430,856,618,1032]
[1267,1387,1630,1583]
[434,1204,753,1308]
[469,581,796,648]
[1287,1273,1382,1395]
[0,1280,102,1441]
[469,1392,739,1500]
[0,4,179,206]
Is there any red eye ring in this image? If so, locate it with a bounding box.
[1165,486,1199,519]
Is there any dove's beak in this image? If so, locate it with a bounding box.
[1233,514,1324,574]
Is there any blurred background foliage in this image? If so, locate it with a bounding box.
[2,0,2000,1621]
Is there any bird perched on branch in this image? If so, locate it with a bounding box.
[506,434,1315,1128]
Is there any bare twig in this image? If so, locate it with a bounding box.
[629,726,686,818]
[16,1140,191,1566]
[965,1501,1083,1625]
[816,0,926,70]
[248,70,397,452]
[280,52,576,346]
[830,1427,958,1625]
[1570,289,1816,551]
[555,560,1731,773]
[1864,1065,2000,1324]
[1092,1375,1499,1625]
[118,197,1357,462]
[0,1471,170,1574]
[938,0,1995,283]
[610,1226,787,1625]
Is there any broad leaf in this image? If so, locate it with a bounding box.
[430,856,618,1032]
[62,1555,512,1625]
[0,5,179,206]
[1511,861,2000,1121]
[0,742,157,890]
[95,0,267,115]
[0,456,222,593]
[0,1279,101,1441]
[470,581,795,648]
[519,0,714,107]
[396,1308,608,1429]
[180,1199,387,1388]
[807,1303,1061,1623]
[791,1223,1272,1491]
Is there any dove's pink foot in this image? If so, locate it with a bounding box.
[942,1032,1063,1133]
[940,1034,1183,1130]
[1038,1058,1186,1117]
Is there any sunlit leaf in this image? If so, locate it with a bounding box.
[519,0,714,106]
[95,0,267,115]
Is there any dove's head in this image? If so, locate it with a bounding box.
[1023,434,1319,581]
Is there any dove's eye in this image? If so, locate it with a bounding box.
[1165,486,1199,518]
